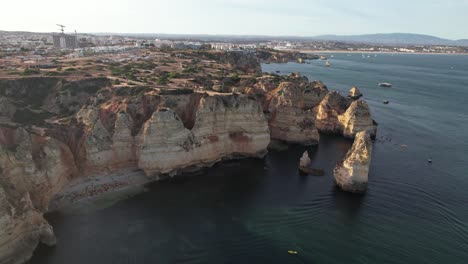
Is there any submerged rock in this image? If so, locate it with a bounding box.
[333,131,373,193]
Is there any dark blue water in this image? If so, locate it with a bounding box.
[31,54,468,264]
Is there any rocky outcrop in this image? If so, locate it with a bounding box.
[0,84,273,263]
[348,86,362,100]
[316,91,376,138]
[0,73,379,263]
[267,77,328,145]
[340,100,376,139]
[333,131,373,193]
[299,151,312,173]
[66,93,271,177]
[138,95,270,176]
[0,126,77,263]
[315,91,351,134]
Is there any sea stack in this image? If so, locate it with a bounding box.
[299,151,312,173]
[348,86,363,100]
[333,130,373,193]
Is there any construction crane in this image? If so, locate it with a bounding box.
[57,24,65,34]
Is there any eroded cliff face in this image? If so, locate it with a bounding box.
[0,126,77,264]
[333,130,373,193]
[316,91,376,138]
[74,93,270,177]
[267,77,328,145]
[138,95,269,175]
[264,75,375,143]
[0,77,273,263]
[0,73,378,263]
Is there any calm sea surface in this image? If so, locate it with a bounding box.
[30,53,468,264]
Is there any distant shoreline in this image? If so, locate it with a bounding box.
[297,49,468,56]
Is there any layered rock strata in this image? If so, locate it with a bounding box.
[0,73,379,263]
[265,74,376,143]
[267,78,328,145]
[0,126,77,264]
[333,131,373,193]
[316,92,376,138]
[138,95,270,176]
[0,84,271,263]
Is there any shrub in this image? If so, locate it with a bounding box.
[21,68,40,76]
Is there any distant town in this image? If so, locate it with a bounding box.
[1,29,467,76]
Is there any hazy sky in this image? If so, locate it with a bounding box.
[2,0,467,39]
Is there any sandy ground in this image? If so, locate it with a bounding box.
[48,169,154,212]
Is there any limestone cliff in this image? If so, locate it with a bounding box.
[333,131,373,193]
[267,77,328,145]
[0,79,271,263]
[0,126,77,264]
[315,91,351,134]
[316,91,376,138]
[138,95,270,176]
[0,73,379,263]
[74,93,270,177]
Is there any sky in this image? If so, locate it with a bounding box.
[2,0,468,39]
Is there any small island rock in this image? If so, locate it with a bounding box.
[299,151,312,169]
[333,130,373,193]
[348,86,363,100]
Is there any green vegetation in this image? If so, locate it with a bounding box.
[45,71,69,76]
[21,68,40,76]
[168,72,180,78]
[182,65,200,74]
[156,73,169,85]
[158,88,194,95]
[110,65,137,81]
[58,78,112,94]
[114,86,152,97]
[230,73,240,82]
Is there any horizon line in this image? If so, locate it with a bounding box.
[1,29,466,41]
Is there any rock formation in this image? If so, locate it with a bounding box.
[267,75,328,145]
[299,151,312,173]
[340,100,376,139]
[138,95,270,176]
[0,72,378,263]
[348,86,362,100]
[0,77,273,263]
[316,91,376,138]
[333,131,373,193]
[0,126,77,264]
[315,91,351,134]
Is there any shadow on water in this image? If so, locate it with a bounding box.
[332,187,367,220]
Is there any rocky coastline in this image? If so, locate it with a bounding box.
[0,50,376,263]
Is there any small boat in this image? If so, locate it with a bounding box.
[275,70,280,73]
[325,61,331,67]
[288,250,299,255]
[428,158,433,163]
[320,55,327,60]
[383,100,389,104]
[379,83,392,87]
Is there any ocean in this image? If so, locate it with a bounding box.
[30,53,468,264]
